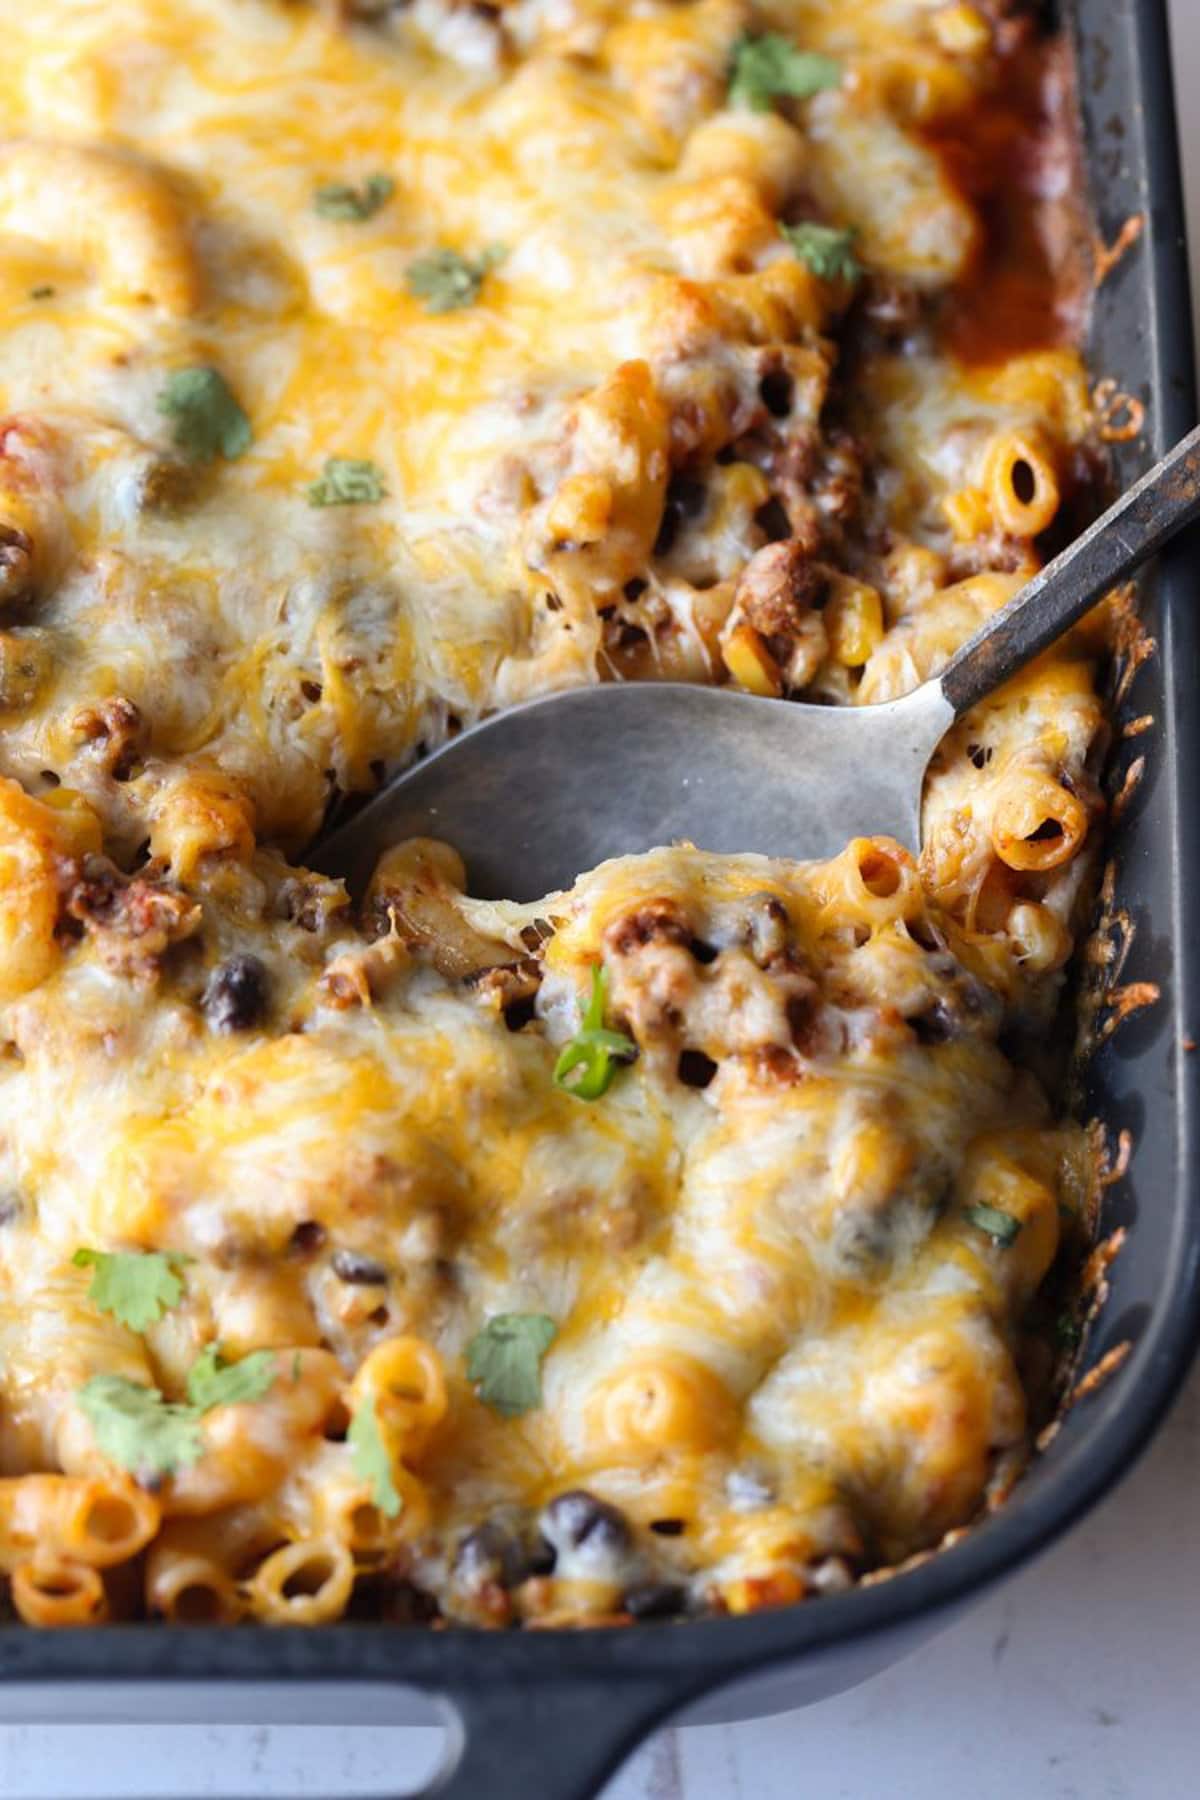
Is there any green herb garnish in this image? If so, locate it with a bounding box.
[466,1312,558,1419]
[72,1248,189,1333]
[964,1203,1022,1248]
[552,965,637,1102]
[79,1344,277,1482]
[405,244,506,314]
[306,457,386,507]
[78,1375,205,1482]
[313,174,395,222]
[157,367,252,463]
[780,221,861,284]
[186,1343,276,1411]
[348,1396,402,1517]
[729,34,842,112]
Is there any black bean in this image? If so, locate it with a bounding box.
[289,1220,326,1257]
[526,1536,556,1576]
[908,999,957,1045]
[0,1193,21,1227]
[454,1522,514,1586]
[667,474,706,519]
[540,1490,631,1556]
[202,955,270,1033]
[332,1249,389,1285]
[649,1518,685,1537]
[456,1521,549,1589]
[624,1581,687,1621]
[677,1049,717,1090]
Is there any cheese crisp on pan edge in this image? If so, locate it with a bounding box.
[0,0,1108,1628]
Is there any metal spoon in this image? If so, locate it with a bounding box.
[315,425,1200,900]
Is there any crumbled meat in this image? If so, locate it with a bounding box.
[721,539,829,694]
[731,540,823,640]
[605,899,692,958]
[603,894,820,1074]
[70,697,147,782]
[745,893,791,967]
[273,872,351,936]
[811,431,865,527]
[66,864,201,981]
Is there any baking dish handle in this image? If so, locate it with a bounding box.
[415,1671,688,1800]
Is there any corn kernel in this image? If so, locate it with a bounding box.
[825,582,884,667]
[722,623,782,697]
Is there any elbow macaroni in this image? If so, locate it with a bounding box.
[0,0,1108,1626]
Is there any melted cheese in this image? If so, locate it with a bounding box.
[0,0,1104,1628]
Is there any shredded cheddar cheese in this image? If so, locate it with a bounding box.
[0,0,1106,1629]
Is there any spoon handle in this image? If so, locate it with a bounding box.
[938,422,1200,719]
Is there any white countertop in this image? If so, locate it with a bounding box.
[8,6,1200,1796]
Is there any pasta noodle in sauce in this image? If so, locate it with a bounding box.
[0,0,1106,1628]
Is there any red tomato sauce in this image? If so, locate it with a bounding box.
[928,34,1094,367]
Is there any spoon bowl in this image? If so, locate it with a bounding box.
[315,424,1200,899]
[316,681,953,901]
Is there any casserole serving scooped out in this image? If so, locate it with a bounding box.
[0,2,1193,1797]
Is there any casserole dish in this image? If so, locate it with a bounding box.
[0,1,1195,1795]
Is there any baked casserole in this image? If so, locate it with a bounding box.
[0,0,1116,1629]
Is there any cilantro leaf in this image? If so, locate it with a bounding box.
[729,34,842,112]
[77,1343,276,1487]
[553,965,637,1102]
[72,1248,188,1333]
[306,457,386,508]
[405,244,506,314]
[348,1396,403,1517]
[964,1203,1022,1248]
[186,1343,276,1411]
[313,173,395,222]
[78,1374,204,1481]
[780,221,861,284]
[466,1312,557,1418]
[157,367,252,463]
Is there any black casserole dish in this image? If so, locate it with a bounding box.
[0,3,1195,1797]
